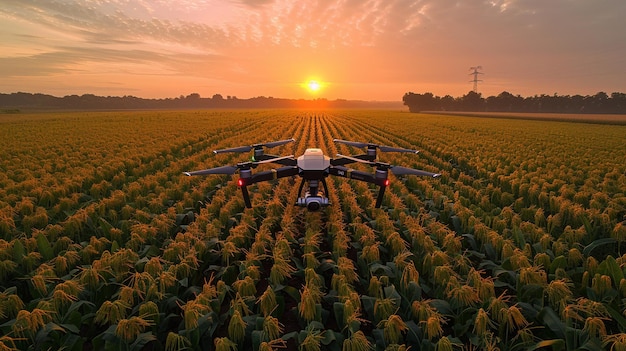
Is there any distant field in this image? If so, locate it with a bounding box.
[424,110,626,125]
[1,110,625,350]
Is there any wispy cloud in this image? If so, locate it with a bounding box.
[1,0,625,99]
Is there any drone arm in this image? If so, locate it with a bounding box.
[329,166,390,208]
[243,166,299,185]
[330,154,373,166]
[254,154,298,166]
[236,166,299,208]
[328,166,380,184]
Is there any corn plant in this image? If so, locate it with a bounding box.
[0,110,625,350]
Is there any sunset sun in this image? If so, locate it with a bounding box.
[302,79,324,95]
[308,80,321,92]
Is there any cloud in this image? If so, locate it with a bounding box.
[1,0,625,99]
[1,1,237,74]
[232,0,275,8]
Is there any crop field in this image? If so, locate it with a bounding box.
[0,110,625,351]
[424,111,626,125]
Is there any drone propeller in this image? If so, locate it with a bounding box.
[386,165,441,178]
[214,138,295,154]
[184,165,239,176]
[336,154,441,178]
[333,139,419,154]
[184,155,295,176]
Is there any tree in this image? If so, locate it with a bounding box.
[402,92,437,112]
[486,91,523,112]
[458,91,485,111]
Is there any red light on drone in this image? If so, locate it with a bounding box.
[237,179,244,187]
[384,179,390,186]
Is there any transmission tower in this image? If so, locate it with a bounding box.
[469,66,483,93]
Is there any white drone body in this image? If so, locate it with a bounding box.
[297,148,330,171]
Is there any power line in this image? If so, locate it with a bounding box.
[469,66,483,93]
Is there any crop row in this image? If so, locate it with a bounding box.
[0,110,625,351]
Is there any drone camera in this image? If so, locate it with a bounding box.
[296,196,329,212]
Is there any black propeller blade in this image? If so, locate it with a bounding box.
[386,165,441,178]
[336,154,391,170]
[184,155,295,176]
[252,155,295,165]
[336,154,440,178]
[214,138,295,154]
[333,139,419,154]
[184,165,239,176]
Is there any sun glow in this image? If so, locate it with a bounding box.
[301,79,325,95]
[308,80,320,92]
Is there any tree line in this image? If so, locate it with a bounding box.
[3,91,625,114]
[403,91,626,114]
[0,92,400,111]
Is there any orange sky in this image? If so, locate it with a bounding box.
[1,0,625,101]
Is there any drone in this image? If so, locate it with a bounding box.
[184,139,440,212]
